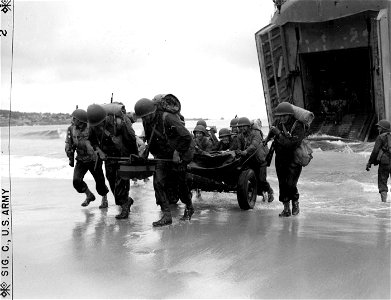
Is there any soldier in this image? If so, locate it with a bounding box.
[134,97,195,227]
[197,119,218,146]
[86,104,138,219]
[213,128,233,151]
[267,102,306,216]
[65,108,109,207]
[236,117,274,202]
[193,124,213,154]
[229,117,240,151]
[366,119,391,202]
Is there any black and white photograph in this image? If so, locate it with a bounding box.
[1,0,390,299]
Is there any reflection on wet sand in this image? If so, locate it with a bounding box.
[12,178,391,298]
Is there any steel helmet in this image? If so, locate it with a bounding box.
[376,119,391,131]
[196,119,207,127]
[193,124,207,135]
[274,102,294,116]
[237,117,251,127]
[134,98,156,118]
[71,108,88,123]
[218,128,231,138]
[87,104,107,126]
[230,117,239,128]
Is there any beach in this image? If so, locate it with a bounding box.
[10,176,390,299]
[2,124,391,298]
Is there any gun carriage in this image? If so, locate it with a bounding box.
[112,151,261,210]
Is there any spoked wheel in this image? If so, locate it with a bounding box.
[237,168,258,210]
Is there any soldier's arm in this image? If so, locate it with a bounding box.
[243,132,262,155]
[275,122,305,150]
[87,127,106,158]
[229,136,240,151]
[65,126,74,156]
[205,138,214,152]
[368,136,382,165]
[165,114,192,152]
[122,116,138,154]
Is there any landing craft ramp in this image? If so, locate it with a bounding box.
[309,113,376,141]
[255,0,391,142]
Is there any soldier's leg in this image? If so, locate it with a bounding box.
[73,161,89,193]
[104,161,133,218]
[104,162,116,196]
[258,165,274,202]
[287,163,302,215]
[114,175,131,206]
[275,157,291,217]
[251,160,264,197]
[88,160,109,196]
[175,163,194,221]
[378,164,389,202]
[88,160,109,208]
[152,162,172,226]
[114,174,133,219]
[275,157,288,202]
[73,161,96,206]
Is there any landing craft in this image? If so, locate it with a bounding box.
[255,0,391,141]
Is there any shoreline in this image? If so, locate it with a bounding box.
[7,176,391,298]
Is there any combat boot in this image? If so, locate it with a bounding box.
[279,202,291,217]
[180,205,194,221]
[380,191,387,202]
[115,197,134,219]
[292,200,300,215]
[99,195,108,209]
[268,188,274,203]
[152,212,173,227]
[81,188,96,207]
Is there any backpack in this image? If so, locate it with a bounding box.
[290,118,313,167]
[376,132,391,165]
[152,94,185,124]
[291,104,315,127]
[101,102,134,136]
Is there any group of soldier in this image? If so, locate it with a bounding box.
[65,96,312,227]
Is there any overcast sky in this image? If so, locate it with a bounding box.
[2,0,276,120]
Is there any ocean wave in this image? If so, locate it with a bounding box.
[309,139,374,153]
[20,129,67,140]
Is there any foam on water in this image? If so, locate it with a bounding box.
[3,123,390,220]
[7,155,93,180]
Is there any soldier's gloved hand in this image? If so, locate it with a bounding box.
[240,150,247,156]
[366,163,371,171]
[173,150,181,164]
[270,126,281,136]
[69,159,74,167]
[96,149,107,160]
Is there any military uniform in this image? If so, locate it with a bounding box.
[230,135,240,151]
[237,128,273,198]
[213,139,231,151]
[89,114,138,207]
[143,110,195,221]
[273,117,305,207]
[65,123,108,200]
[367,130,391,201]
[194,135,213,154]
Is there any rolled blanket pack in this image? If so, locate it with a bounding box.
[291,104,314,126]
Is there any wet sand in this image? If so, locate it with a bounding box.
[11,177,391,299]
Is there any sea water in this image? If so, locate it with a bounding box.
[1,120,390,220]
[3,121,391,299]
